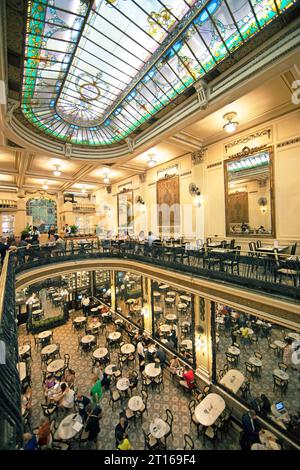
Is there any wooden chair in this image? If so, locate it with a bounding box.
[278,362,288,372]
[109,388,121,409]
[183,434,194,450]
[273,375,288,395]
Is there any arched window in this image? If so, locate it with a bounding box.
[26,197,57,233]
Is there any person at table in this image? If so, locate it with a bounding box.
[47,225,56,239]
[43,374,58,401]
[21,383,32,417]
[29,226,40,239]
[143,334,151,347]
[283,338,293,368]
[37,417,51,447]
[22,432,38,451]
[76,392,91,422]
[115,416,129,448]
[51,383,75,410]
[137,339,146,363]
[64,368,75,387]
[242,409,261,445]
[52,234,66,255]
[90,376,103,407]
[169,356,181,375]
[84,405,103,450]
[179,366,195,390]
[82,295,90,316]
[260,394,271,417]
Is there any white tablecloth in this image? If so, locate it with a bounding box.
[194,393,226,426]
[220,370,244,393]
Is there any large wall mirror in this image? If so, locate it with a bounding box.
[224,147,275,237]
[117,189,134,235]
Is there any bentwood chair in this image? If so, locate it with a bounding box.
[183,434,194,450]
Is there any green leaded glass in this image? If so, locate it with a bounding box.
[21,0,298,146]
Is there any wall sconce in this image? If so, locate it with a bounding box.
[135,195,145,205]
[189,182,202,207]
[223,112,239,133]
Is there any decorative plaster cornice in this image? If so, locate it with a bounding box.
[276,136,300,148]
[191,148,206,165]
[224,128,272,153]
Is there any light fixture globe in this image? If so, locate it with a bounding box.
[53,164,61,176]
[223,112,238,133]
[103,175,110,184]
[42,181,48,190]
[147,153,157,167]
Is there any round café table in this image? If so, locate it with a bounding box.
[159,324,171,333]
[109,331,121,341]
[145,363,161,378]
[93,347,108,360]
[150,418,169,440]
[73,317,86,324]
[153,292,161,299]
[165,297,175,305]
[115,319,124,325]
[87,321,101,331]
[47,359,65,373]
[159,284,169,290]
[259,430,281,450]
[166,314,177,322]
[128,396,143,412]
[273,368,289,381]
[147,345,157,354]
[117,377,130,392]
[154,307,162,314]
[121,343,135,355]
[19,344,30,358]
[181,339,193,350]
[248,356,262,368]
[54,413,83,441]
[81,334,95,345]
[286,332,300,341]
[41,344,58,356]
[38,330,52,340]
[194,393,226,427]
[180,295,192,303]
[177,303,187,311]
[90,307,98,314]
[167,291,176,297]
[228,346,240,356]
[105,364,119,376]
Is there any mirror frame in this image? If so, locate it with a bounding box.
[224,145,275,238]
[117,188,134,235]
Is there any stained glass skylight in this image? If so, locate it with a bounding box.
[21,0,298,146]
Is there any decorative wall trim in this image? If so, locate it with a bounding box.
[227,144,269,160]
[225,128,272,153]
[276,136,300,148]
[180,170,192,177]
[207,161,222,169]
[157,164,178,180]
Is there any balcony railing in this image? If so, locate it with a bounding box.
[12,240,300,302]
[0,254,22,449]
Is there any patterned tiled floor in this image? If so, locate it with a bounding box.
[215,322,300,422]
[18,311,240,450]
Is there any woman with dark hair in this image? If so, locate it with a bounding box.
[260,394,271,417]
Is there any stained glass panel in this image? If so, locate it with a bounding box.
[21,0,298,146]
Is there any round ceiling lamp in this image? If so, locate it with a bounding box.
[103,168,111,184]
[223,112,238,133]
[42,181,48,190]
[53,164,62,176]
[81,185,86,194]
[147,153,157,167]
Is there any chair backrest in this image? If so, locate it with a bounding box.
[183,434,194,450]
[254,351,262,359]
[188,399,196,414]
[291,242,297,255]
[206,238,212,244]
[245,362,255,372]
[141,390,148,403]
[278,362,288,371]
[229,239,235,250]
[223,364,229,373]
[165,408,173,427]
[256,240,262,248]
[233,342,240,349]
[248,242,256,252]
[203,385,211,395]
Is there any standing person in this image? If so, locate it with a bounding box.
[84,405,103,449]
[242,409,261,445]
[29,226,40,238]
[115,416,128,448]
[147,231,156,246]
[117,433,132,450]
[283,338,294,368]
[76,392,91,422]
[138,230,145,242]
[82,295,90,316]
[37,417,51,447]
[0,237,8,265]
[137,339,145,363]
[90,376,103,407]
[64,224,71,236]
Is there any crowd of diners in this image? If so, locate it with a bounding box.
[19,307,201,451]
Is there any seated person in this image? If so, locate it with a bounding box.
[76,392,91,421]
[242,409,261,445]
[64,368,75,387]
[43,374,59,402]
[143,334,151,347]
[21,383,32,416]
[179,366,195,390]
[101,371,111,391]
[52,382,75,409]
[37,417,51,447]
[23,433,38,451]
[169,356,181,375]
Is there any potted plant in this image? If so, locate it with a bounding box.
[69,225,79,237]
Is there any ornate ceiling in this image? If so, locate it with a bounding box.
[15,0,299,147]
